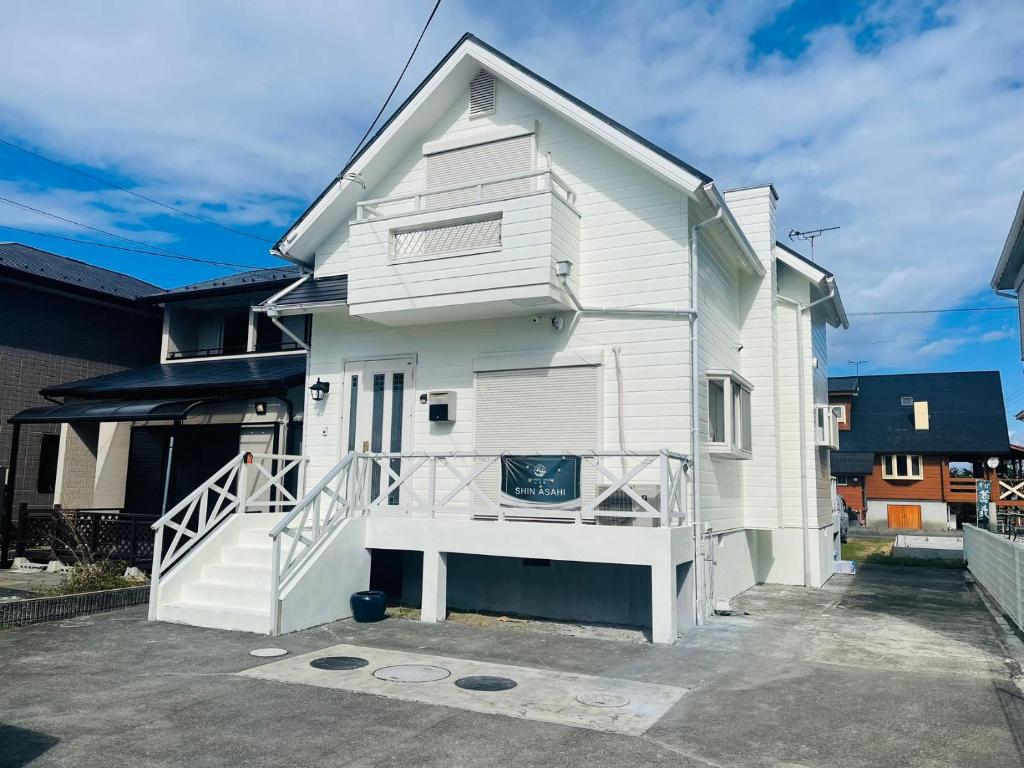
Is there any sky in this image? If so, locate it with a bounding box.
[1,0,1023,432]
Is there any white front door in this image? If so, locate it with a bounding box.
[341,357,416,504]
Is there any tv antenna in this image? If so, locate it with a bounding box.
[789,226,840,262]
[848,359,868,375]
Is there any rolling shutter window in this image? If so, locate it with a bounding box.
[475,366,600,509]
[475,366,600,453]
[425,134,534,207]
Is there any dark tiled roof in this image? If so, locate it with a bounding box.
[43,354,307,399]
[275,275,348,307]
[829,372,1010,455]
[0,242,159,301]
[830,451,875,475]
[829,376,859,394]
[148,266,303,302]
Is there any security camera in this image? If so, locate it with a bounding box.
[551,316,565,331]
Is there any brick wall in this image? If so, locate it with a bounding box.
[0,282,160,513]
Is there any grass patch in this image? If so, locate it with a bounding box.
[841,537,964,569]
[842,538,894,560]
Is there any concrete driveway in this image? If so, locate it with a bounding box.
[1,565,1021,767]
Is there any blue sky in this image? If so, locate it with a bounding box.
[1,0,1023,430]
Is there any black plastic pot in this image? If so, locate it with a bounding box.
[350,590,387,622]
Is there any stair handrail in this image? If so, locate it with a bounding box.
[268,451,359,539]
[150,453,244,531]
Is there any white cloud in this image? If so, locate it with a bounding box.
[0,0,1022,372]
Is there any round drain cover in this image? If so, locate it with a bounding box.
[454,675,517,691]
[310,656,369,671]
[577,692,630,708]
[373,664,450,683]
[250,648,288,658]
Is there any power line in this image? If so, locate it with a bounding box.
[0,136,273,243]
[848,306,1014,317]
[0,197,263,270]
[347,0,443,162]
[0,224,264,270]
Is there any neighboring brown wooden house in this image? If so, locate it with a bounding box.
[829,372,1017,530]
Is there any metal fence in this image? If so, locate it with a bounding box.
[963,523,1024,629]
[0,585,150,630]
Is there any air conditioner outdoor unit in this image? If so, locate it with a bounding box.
[594,484,661,527]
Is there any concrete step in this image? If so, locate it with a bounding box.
[221,544,272,567]
[160,601,270,634]
[202,562,272,589]
[237,528,276,547]
[180,582,269,611]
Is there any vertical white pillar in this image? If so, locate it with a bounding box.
[650,557,679,644]
[420,550,447,623]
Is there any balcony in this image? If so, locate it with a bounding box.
[346,169,580,325]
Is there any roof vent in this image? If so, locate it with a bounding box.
[469,70,496,118]
[900,396,914,407]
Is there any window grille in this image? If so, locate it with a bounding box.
[392,216,501,260]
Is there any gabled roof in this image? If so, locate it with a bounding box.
[991,190,1024,290]
[828,371,1010,455]
[774,241,848,329]
[273,33,760,276]
[829,376,859,394]
[147,265,302,303]
[43,355,306,399]
[0,242,159,304]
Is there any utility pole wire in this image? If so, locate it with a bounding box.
[346,0,443,163]
[0,224,264,270]
[0,197,262,270]
[0,136,273,243]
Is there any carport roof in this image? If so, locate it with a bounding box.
[11,398,214,424]
[41,354,307,399]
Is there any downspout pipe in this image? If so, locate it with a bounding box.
[777,278,838,588]
[689,201,724,626]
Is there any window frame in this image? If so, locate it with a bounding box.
[831,403,847,426]
[706,370,753,460]
[881,454,924,480]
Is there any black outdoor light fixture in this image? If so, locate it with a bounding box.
[309,378,330,402]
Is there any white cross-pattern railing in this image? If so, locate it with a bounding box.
[999,479,1024,503]
[355,169,576,221]
[148,452,306,610]
[268,450,690,611]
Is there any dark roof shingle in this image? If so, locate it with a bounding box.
[148,265,302,302]
[0,242,159,301]
[829,371,1010,455]
[274,275,348,307]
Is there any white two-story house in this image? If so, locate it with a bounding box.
[145,34,848,643]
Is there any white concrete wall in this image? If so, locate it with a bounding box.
[93,422,130,508]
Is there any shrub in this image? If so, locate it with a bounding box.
[45,561,145,596]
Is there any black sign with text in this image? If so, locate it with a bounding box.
[500,455,581,509]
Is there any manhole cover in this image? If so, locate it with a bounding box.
[310,656,369,671]
[454,675,517,691]
[373,664,450,683]
[250,648,288,658]
[576,692,630,708]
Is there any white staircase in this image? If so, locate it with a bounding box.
[159,515,280,633]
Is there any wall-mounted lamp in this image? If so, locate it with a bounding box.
[254,402,267,416]
[309,378,330,402]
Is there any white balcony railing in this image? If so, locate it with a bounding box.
[355,169,576,222]
[268,450,690,603]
